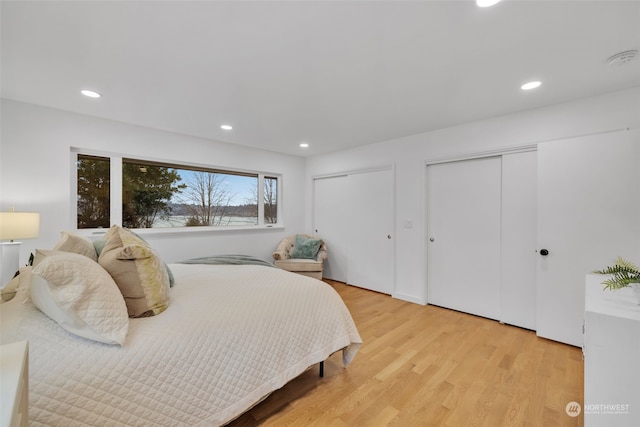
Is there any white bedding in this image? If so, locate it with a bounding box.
[0,263,362,426]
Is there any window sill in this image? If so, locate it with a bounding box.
[78,224,285,239]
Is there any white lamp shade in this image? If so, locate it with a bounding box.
[0,212,40,240]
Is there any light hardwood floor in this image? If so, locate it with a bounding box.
[228,280,584,426]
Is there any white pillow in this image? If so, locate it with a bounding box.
[30,252,129,345]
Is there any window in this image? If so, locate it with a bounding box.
[77,155,110,229]
[75,152,280,230]
[264,176,278,224]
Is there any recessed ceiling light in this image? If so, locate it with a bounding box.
[81,89,101,98]
[521,81,542,91]
[476,0,501,7]
[220,125,233,130]
[299,143,309,148]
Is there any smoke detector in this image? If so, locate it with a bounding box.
[607,50,638,67]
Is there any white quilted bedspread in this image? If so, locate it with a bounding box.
[0,264,362,426]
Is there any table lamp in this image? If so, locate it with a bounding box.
[0,210,40,286]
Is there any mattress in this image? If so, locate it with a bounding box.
[0,263,362,426]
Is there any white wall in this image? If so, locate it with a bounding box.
[0,99,307,264]
[4,88,639,299]
[305,86,640,304]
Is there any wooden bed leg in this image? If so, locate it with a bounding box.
[319,361,324,378]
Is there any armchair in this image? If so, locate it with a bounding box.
[272,234,328,280]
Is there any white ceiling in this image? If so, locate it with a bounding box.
[2,1,639,157]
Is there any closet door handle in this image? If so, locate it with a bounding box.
[539,249,549,256]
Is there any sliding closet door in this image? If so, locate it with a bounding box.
[313,168,395,293]
[313,175,349,282]
[501,151,537,330]
[346,169,394,294]
[426,157,502,319]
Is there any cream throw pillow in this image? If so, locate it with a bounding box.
[53,231,98,262]
[33,249,64,268]
[1,275,20,302]
[30,252,129,345]
[98,225,170,318]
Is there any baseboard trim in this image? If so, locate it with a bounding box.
[392,292,426,305]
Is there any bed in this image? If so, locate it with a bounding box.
[0,234,362,426]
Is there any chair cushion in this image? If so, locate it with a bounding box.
[289,234,323,259]
[275,258,323,273]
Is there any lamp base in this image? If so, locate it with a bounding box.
[0,242,21,288]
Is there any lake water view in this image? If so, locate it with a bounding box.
[153,215,258,227]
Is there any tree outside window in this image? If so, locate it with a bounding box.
[77,155,110,229]
[122,160,186,229]
[175,171,258,227]
[264,176,278,224]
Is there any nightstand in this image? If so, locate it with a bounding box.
[1,341,28,427]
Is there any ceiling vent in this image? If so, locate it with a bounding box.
[607,50,638,67]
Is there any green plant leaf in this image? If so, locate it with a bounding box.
[593,257,640,290]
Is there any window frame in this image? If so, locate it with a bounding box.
[71,148,283,236]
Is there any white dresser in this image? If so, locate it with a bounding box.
[584,275,640,427]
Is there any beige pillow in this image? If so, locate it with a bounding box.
[53,231,98,262]
[1,275,21,302]
[30,252,129,345]
[98,225,170,318]
[33,249,67,268]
